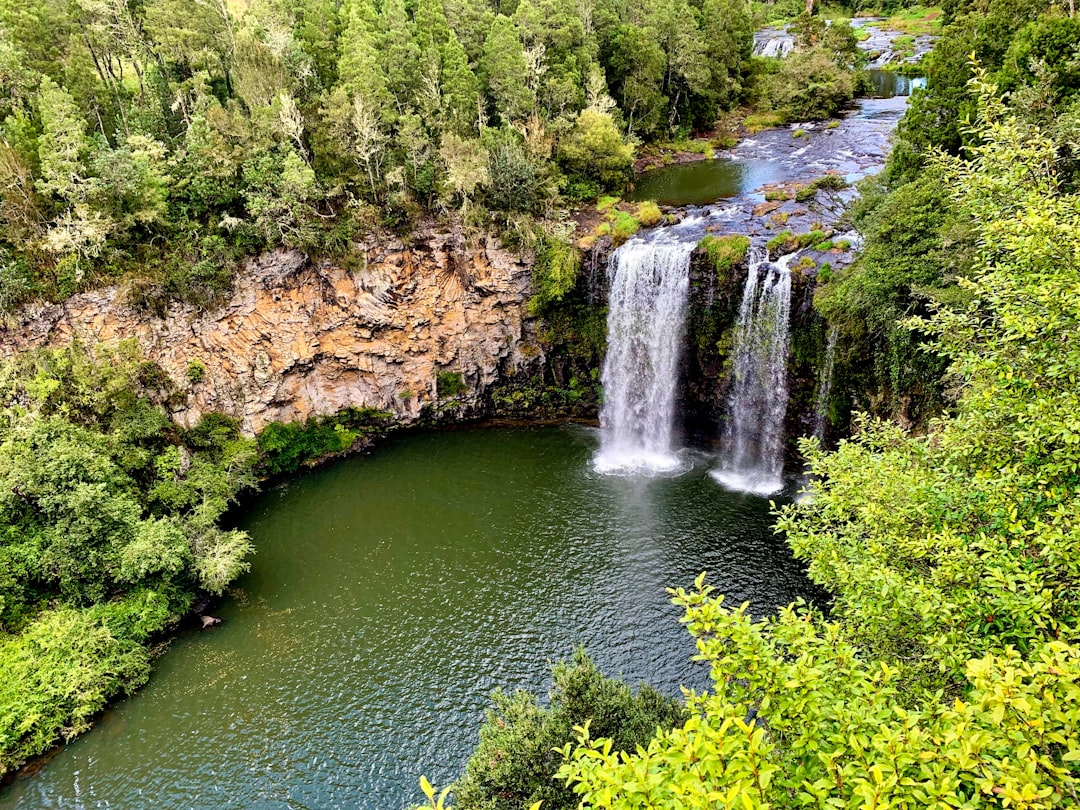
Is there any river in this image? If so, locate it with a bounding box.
[1,426,815,810]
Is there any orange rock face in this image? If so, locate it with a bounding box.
[0,231,540,435]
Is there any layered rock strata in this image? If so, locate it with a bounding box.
[0,229,538,435]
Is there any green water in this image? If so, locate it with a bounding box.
[1,426,815,810]
[626,158,780,206]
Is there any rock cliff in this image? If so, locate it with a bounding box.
[0,228,539,435]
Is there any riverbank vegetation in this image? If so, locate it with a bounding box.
[814,0,1080,423]
[452,649,685,810]
[555,75,1080,810]
[0,342,257,775]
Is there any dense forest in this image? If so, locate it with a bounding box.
[0,0,886,317]
[0,0,756,313]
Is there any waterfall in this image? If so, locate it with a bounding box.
[594,238,694,475]
[712,248,795,495]
[753,35,794,57]
[812,325,839,442]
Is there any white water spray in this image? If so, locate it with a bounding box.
[594,238,694,475]
[712,248,795,495]
[753,35,794,57]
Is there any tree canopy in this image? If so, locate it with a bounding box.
[0,0,755,313]
[0,341,257,775]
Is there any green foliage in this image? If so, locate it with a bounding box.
[0,592,177,774]
[256,407,391,477]
[482,15,535,123]
[436,371,468,399]
[186,360,206,384]
[0,0,760,309]
[0,342,257,775]
[814,167,973,417]
[998,17,1080,99]
[561,587,1080,809]
[609,211,640,246]
[635,201,663,227]
[530,235,583,313]
[794,173,848,202]
[697,234,750,282]
[557,78,1080,810]
[557,110,634,195]
[894,0,1051,169]
[766,228,826,256]
[455,648,686,810]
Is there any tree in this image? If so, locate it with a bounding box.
[242,146,320,247]
[440,31,480,135]
[444,0,495,64]
[698,0,752,114]
[455,649,686,810]
[601,23,665,136]
[337,0,393,121]
[482,15,535,123]
[34,77,90,206]
[378,0,421,116]
[557,107,633,191]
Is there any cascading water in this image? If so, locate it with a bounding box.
[753,35,794,57]
[594,237,695,475]
[812,325,839,442]
[712,247,795,495]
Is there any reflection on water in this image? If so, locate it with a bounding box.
[626,85,914,207]
[627,158,780,206]
[865,69,926,98]
[1,426,816,810]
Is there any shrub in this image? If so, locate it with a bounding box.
[186,359,206,384]
[0,594,177,774]
[529,236,582,313]
[795,174,849,202]
[766,229,795,255]
[256,407,390,476]
[454,649,686,810]
[635,201,663,227]
[610,211,641,246]
[0,253,36,314]
[698,234,751,281]
[743,111,784,132]
[436,371,467,399]
[484,131,543,214]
